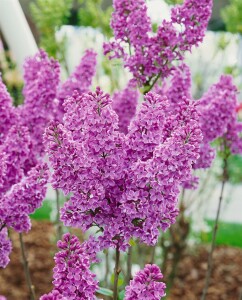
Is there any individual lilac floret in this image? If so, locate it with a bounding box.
[41,233,98,300]
[104,0,212,86]
[57,49,97,119]
[0,163,48,233]
[0,296,7,300]
[0,228,12,268]
[124,264,166,300]
[112,80,139,134]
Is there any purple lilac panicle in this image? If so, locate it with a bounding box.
[104,0,212,86]
[124,264,166,300]
[20,49,60,161]
[45,88,202,249]
[41,233,98,300]
[0,163,48,233]
[195,75,242,168]
[57,49,97,119]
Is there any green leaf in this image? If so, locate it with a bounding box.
[129,238,136,247]
[97,287,113,297]
[110,273,124,286]
[118,290,125,300]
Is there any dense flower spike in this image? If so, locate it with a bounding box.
[171,0,212,50]
[57,49,97,119]
[125,92,169,162]
[155,63,192,114]
[40,233,98,300]
[112,80,139,134]
[122,98,202,244]
[124,264,166,299]
[0,163,48,233]
[104,0,212,86]
[195,75,242,168]
[0,77,17,143]
[0,228,12,268]
[45,88,202,249]
[0,125,31,195]
[20,49,60,160]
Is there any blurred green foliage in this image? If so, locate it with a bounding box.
[201,220,242,248]
[221,0,242,34]
[0,50,23,106]
[227,154,242,184]
[78,0,113,37]
[30,0,73,60]
[164,0,183,5]
[31,0,113,63]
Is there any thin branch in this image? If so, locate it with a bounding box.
[19,233,35,300]
[126,246,132,285]
[201,156,228,300]
[55,189,63,241]
[104,249,110,288]
[113,247,121,300]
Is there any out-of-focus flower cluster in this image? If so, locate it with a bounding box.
[156,64,242,189]
[57,49,97,120]
[104,0,213,87]
[0,48,97,268]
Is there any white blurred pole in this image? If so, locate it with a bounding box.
[0,0,38,74]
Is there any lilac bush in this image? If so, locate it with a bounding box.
[2,0,242,299]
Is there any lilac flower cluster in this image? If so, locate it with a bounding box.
[20,49,60,162]
[0,50,59,268]
[155,63,192,114]
[112,79,139,134]
[104,0,212,86]
[158,66,242,173]
[0,163,48,233]
[40,233,98,300]
[57,49,97,119]
[124,264,166,299]
[45,87,202,249]
[195,75,242,168]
